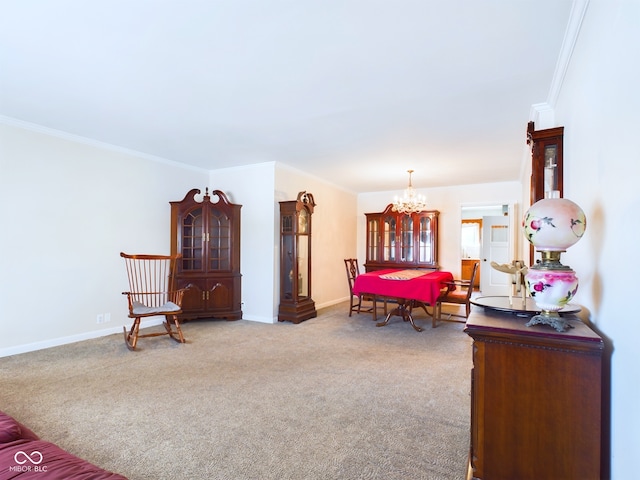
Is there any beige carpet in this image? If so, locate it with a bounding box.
[0,302,473,480]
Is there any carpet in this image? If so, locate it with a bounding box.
[0,302,473,480]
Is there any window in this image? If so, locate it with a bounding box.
[461,219,482,259]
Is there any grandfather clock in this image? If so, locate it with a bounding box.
[278,191,317,323]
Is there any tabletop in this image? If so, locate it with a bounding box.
[353,269,454,305]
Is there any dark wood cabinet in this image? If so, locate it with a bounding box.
[170,188,242,321]
[278,191,317,323]
[364,204,439,272]
[527,121,564,204]
[464,309,603,480]
[526,121,564,265]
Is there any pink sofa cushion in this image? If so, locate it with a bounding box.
[0,413,24,444]
[0,411,126,479]
[0,412,39,444]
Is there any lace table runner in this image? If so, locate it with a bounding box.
[379,269,430,280]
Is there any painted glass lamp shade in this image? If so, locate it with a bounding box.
[523,197,586,251]
[522,195,586,332]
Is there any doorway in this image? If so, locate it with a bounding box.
[461,205,514,295]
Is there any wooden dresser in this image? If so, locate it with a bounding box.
[464,309,603,480]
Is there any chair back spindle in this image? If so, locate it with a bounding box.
[122,254,175,308]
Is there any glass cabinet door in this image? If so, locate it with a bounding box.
[298,208,309,234]
[367,218,379,263]
[418,215,432,264]
[383,215,396,262]
[181,207,203,271]
[297,235,309,298]
[281,214,294,300]
[400,215,414,262]
[208,209,231,271]
[544,143,559,196]
[281,235,294,300]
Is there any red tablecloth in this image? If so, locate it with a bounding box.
[353,269,454,305]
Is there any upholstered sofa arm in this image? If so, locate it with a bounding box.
[0,411,127,479]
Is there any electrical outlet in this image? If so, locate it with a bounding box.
[96,314,104,324]
[104,313,111,323]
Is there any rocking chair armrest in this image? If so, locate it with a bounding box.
[122,291,134,311]
[168,288,186,307]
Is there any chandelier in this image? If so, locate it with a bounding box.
[392,169,427,214]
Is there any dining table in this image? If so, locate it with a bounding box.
[352,268,454,332]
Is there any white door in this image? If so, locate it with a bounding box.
[480,215,511,295]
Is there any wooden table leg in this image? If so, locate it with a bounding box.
[376,299,423,332]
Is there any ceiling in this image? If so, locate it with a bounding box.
[0,1,574,194]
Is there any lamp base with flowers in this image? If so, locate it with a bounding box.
[522,193,586,333]
[525,251,578,332]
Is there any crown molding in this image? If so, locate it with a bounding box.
[529,103,555,128]
[528,0,589,127]
[547,0,590,108]
[0,114,208,173]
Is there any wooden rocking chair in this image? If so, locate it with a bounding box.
[120,252,186,350]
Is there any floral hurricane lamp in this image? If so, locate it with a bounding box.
[522,192,586,332]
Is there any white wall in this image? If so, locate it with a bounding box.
[0,121,208,356]
[209,162,277,323]
[357,181,522,277]
[553,2,639,478]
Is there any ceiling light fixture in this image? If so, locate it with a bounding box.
[392,169,427,215]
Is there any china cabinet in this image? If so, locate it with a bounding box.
[170,188,242,321]
[278,191,317,323]
[364,204,439,272]
[464,308,603,480]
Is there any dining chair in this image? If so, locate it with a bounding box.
[120,252,186,350]
[344,259,387,319]
[432,261,479,327]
